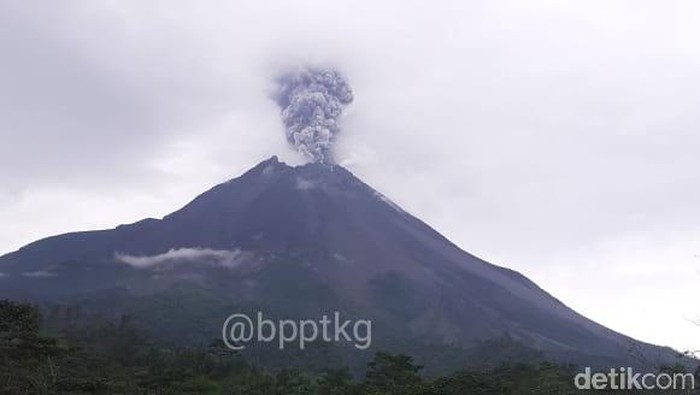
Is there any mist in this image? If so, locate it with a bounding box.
[1,0,699,352]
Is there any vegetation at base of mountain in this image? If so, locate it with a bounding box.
[1,300,697,394]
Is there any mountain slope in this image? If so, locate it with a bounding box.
[0,156,685,371]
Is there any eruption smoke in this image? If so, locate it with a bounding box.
[274,67,354,164]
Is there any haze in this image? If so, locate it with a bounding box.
[1,0,699,352]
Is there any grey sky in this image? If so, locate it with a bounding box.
[1,0,699,351]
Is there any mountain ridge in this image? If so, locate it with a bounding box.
[0,156,688,371]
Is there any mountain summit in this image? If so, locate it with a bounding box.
[0,157,683,371]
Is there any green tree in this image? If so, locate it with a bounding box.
[0,300,64,394]
[317,368,360,395]
[275,368,315,394]
[427,370,498,395]
[363,352,424,395]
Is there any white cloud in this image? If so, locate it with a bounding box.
[115,247,247,269]
[21,271,55,278]
[295,177,316,190]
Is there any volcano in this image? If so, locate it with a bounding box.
[0,157,683,372]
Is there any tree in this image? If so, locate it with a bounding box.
[317,368,360,395]
[0,300,64,393]
[363,352,423,395]
[427,370,498,395]
[275,368,315,394]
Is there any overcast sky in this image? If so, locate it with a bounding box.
[1,0,699,352]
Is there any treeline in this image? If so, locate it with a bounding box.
[1,300,697,394]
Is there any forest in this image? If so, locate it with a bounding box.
[1,300,697,394]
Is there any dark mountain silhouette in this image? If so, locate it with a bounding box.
[0,156,685,372]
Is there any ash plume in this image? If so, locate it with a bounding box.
[274,67,353,164]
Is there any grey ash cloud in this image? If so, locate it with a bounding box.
[273,67,353,165]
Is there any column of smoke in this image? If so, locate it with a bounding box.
[273,67,354,165]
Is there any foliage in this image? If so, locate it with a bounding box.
[0,300,697,394]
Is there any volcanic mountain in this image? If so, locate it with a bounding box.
[0,157,684,372]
